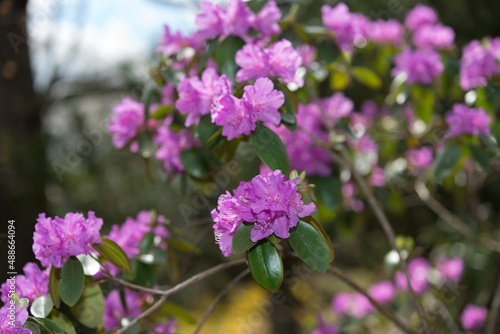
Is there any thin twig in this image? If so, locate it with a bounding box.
[192,269,250,334]
[327,267,415,334]
[414,180,500,253]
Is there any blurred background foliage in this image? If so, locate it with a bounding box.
[2,0,500,333]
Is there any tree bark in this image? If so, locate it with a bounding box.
[0,0,45,285]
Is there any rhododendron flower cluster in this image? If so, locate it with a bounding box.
[460,39,500,90]
[33,211,103,268]
[211,170,316,256]
[0,303,31,334]
[156,25,202,58]
[211,78,284,140]
[0,263,49,303]
[406,147,433,170]
[103,289,142,331]
[109,97,152,152]
[460,304,488,331]
[392,47,444,84]
[196,0,281,39]
[445,104,491,137]
[235,39,303,86]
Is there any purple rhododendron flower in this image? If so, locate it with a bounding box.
[406,147,433,169]
[369,280,396,304]
[155,116,200,173]
[436,257,464,284]
[33,212,103,268]
[235,39,303,86]
[395,256,430,295]
[331,292,351,316]
[321,92,354,128]
[211,192,243,257]
[368,20,404,45]
[0,303,31,334]
[109,97,145,152]
[413,24,455,50]
[103,289,142,331]
[212,170,316,256]
[460,40,499,90]
[156,25,202,57]
[312,315,339,334]
[460,304,487,331]
[161,82,175,106]
[176,67,228,127]
[296,44,317,67]
[221,0,253,38]
[445,104,491,137]
[253,1,281,36]
[152,319,177,334]
[211,78,284,140]
[405,4,438,31]
[322,3,368,52]
[196,1,224,38]
[392,47,444,84]
[0,263,49,303]
[369,166,386,187]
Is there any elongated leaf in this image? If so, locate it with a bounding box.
[351,66,382,89]
[198,38,218,74]
[59,257,84,307]
[247,0,269,13]
[232,224,257,254]
[330,70,349,90]
[310,175,342,210]
[247,240,283,292]
[134,260,157,288]
[49,309,77,334]
[180,148,209,179]
[49,266,61,309]
[215,36,245,81]
[301,216,335,263]
[93,238,132,275]
[479,134,500,155]
[167,238,200,254]
[433,143,462,181]
[162,301,197,325]
[139,231,155,254]
[31,317,65,334]
[251,123,290,174]
[30,295,54,318]
[469,143,491,171]
[23,319,41,334]
[289,220,330,273]
[412,85,434,123]
[198,115,222,146]
[70,277,104,329]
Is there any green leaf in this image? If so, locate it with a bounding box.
[468,143,491,172]
[289,220,330,273]
[334,119,356,139]
[70,277,104,328]
[480,134,500,155]
[198,38,218,74]
[167,238,201,254]
[351,66,382,89]
[310,175,342,210]
[59,257,84,307]
[151,105,173,120]
[330,70,349,90]
[251,123,290,174]
[161,301,197,325]
[49,309,77,334]
[215,36,246,81]
[198,115,222,146]
[30,295,54,318]
[232,224,257,254]
[180,148,209,179]
[247,240,283,292]
[412,85,434,123]
[433,143,462,181]
[93,238,132,275]
[30,317,65,334]
[301,216,335,263]
[134,260,157,287]
[23,319,41,334]
[139,231,155,254]
[246,0,269,13]
[48,266,61,309]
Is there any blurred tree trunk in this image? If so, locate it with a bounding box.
[0,0,45,284]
